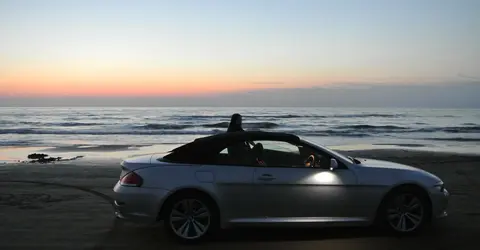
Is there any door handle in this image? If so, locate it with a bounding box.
[257,174,275,181]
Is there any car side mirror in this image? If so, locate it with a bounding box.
[330,158,339,171]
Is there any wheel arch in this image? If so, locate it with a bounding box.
[157,187,220,221]
[374,182,433,223]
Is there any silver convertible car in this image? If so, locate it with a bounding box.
[113,131,449,242]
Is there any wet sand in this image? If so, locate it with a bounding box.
[1,149,480,250]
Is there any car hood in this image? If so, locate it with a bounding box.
[357,158,420,171]
[357,158,442,183]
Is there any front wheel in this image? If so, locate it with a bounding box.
[163,194,218,243]
[381,188,430,234]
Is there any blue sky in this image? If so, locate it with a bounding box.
[0,0,479,105]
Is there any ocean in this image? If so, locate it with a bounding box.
[1,107,480,154]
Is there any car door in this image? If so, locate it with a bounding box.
[203,142,259,222]
[252,140,358,221]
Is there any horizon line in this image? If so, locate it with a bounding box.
[1,105,479,109]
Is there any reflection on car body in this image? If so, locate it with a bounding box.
[113,131,449,242]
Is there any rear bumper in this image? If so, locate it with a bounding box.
[114,201,157,224]
[113,181,170,224]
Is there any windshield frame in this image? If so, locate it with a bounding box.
[299,138,357,165]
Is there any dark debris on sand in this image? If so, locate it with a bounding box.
[26,154,84,164]
[27,153,49,159]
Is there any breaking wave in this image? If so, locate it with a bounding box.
[202,122,279,129]
[1,124,479,136]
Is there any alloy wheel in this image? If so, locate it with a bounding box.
[386,193,424,232]
[169,199,211,240]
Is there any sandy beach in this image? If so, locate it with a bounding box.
[1,149,480,250]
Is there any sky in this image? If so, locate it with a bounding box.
[0,0,479,106]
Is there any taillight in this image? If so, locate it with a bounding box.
[120,172,143,187]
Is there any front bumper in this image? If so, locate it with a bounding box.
[430,187,449,219]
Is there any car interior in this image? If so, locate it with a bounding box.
[213,139,334,169]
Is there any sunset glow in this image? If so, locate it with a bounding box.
[1,0,479,97]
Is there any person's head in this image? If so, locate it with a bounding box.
[228,113,243,131]
[235,114,242,125]
[252,143,263,157]
[231,113,242,126]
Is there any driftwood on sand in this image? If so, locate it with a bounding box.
[26,153,83,164]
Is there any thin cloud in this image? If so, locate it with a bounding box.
[251,82,285,85]
[457,73,480,81]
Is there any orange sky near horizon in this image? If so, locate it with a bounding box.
[0,64,356,97]
[1,1,478,98]
[0,68,467,97]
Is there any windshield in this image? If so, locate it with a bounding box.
[300,138,360,164]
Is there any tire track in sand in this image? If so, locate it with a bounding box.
[0,180,117,250]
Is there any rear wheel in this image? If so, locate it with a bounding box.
[380,187,430,234]
[163,194,218,243]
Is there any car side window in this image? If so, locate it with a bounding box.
[249,140,343,169]
[249,140,307,168]
[254,140,300,155]
[301,145,348,170]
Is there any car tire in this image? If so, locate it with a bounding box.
[378,186,431,235]
[163,192,219,243]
